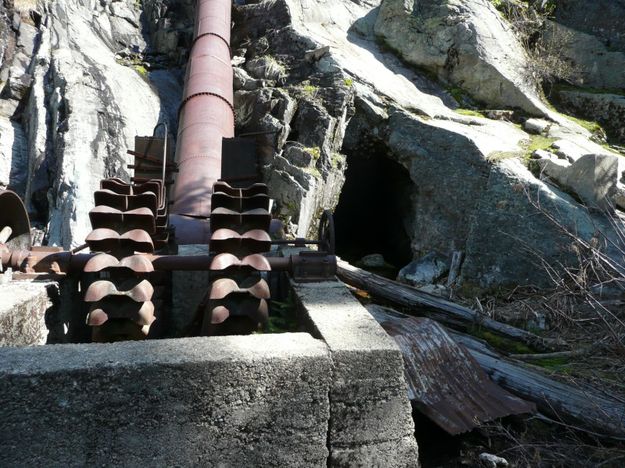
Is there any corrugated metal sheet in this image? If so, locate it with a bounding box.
[375,311,535,435]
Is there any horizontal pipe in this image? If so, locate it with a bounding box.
[2,248,331,275]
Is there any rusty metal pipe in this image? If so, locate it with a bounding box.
[2,248,335,277]
[171,0,234,242]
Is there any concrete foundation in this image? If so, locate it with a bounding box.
[0,279,419,466]
[1,334,332,466]
[293,281,419,467]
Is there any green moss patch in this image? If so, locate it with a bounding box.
[470,328,536,354]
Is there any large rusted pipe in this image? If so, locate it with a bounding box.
[171,0,233,243]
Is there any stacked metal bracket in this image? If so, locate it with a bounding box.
[201,181,272,335]
[83,174,170,342]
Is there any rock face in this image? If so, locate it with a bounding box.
[556,90,625,144]
[554,0,625,53]
[1,0,624,292]
[543,21,625,91]
[374,0,547,115]
[1,0,184,248]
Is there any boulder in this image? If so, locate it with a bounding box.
[374,0,547,115]
[233,66,263,91]
[0,115,28,194]
[398,252,449,286]
[537,153,619,209]
[549,138,613,163]
[543,21,625,90]
[523,118,551,135]
[361,253,386,268]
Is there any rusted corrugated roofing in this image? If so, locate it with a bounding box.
[374,310,535,435]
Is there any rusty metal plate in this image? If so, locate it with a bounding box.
[132,180,163,198]
[211,192,269,212]
[87,299,155,326]
[89,206,156,233]
[94,190,158,213]
[210,253,271,272]
[132,136,174,187]
[0,189,31,251]
[84,253,154,274]
[208,277,270,300]
[210,207,271,232]
[133,136,174,161]
[101,178,132,194]
[220,137,259,187]
[213,181,267,198]
[290,252,337,282]
[86,228,155,253]
[374,311,536,435]
[84,279,154,302]
[205,298,268,326]
[210,228,271,255]
[91,319,150,342]
[210,227,269,240]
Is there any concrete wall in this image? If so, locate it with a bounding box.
[0,279,419,466]
[0,334,332,466]
[293,281,419,467]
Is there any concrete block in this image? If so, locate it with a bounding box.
[293,281,418,466]
[0,280,58,346]
[331,436,420,468]
[0,333,332,467]
[330,398,416,445]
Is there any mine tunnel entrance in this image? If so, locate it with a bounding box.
[334,144,414,274]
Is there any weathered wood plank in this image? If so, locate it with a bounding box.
[337,259,563,351]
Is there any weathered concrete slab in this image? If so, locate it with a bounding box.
[0,280,58,346]
[293,281,419,467]
[0,333,332,467]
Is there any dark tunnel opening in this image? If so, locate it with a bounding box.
[334,144,414,274]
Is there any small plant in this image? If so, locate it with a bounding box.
[343,78,353,88]
[305,146,321,161]
[134,65,148,77]
[259,54,286,80]
[302,83,318,96]
[523,134,556,160]
[455,108,487,118]
[490,0,504,12]
[331,152,345,169]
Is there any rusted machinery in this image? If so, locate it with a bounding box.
[0,0,336,342]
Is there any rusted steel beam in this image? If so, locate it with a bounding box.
[171,0,234,231]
